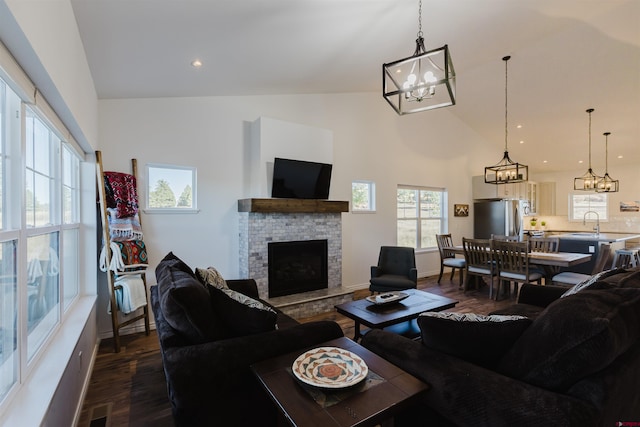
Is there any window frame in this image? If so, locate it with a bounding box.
[351,180,376,213]
[397,185,448,251]
[568,192,608,222]
[144,163,198,214]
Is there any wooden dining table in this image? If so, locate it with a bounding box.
[444,245,592,268]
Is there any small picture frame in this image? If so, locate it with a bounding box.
[454,204,469,217]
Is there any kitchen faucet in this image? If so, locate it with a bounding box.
[583,210,600,235]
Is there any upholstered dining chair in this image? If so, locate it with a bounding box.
[435,234,466,287]
[462,238,496,298]
[369,246,418,293]
[551,244,611,287]
[492,240,543,300]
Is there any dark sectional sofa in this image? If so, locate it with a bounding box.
[150,252,344,427]
[362,267,640,426]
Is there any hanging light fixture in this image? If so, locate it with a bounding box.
[574,108,603,191]
[382,0,455,115]
[596,132,619,193]
[484,56,528,184]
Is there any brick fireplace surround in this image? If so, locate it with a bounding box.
[238,198,353,317]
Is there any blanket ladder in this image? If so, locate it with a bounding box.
[96,150,150,352]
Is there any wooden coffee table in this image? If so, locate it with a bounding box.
[335,289,458,341]
[250,336,428,427]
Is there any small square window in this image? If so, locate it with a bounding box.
[145,164,198,213]
[352,181,376,212]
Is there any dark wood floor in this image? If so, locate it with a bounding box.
[78,273,513,426]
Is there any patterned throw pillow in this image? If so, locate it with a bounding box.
[417,312,532,369]
[195,266,228,290]
[560,268,620,298]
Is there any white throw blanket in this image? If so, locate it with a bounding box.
[108,274,147,314]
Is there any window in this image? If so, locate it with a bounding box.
[146,164,197,212]
[351,180,376,212]
[397,186,447,250]
[0,77,83,407]
[569,193,608,222]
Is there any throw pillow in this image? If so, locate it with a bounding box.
[195,266,228,289]
[417,312,533,369]
[159,264,226,344]
[497,287,640,391]
[560,268,621,298]
[209,286,277,337]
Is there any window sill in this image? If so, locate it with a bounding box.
[143,208,200,214]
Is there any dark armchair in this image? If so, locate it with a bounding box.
[369,246,418,293]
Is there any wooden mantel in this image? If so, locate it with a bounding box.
[238,198,349,213]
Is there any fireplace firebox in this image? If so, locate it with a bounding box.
[268,239,328,298]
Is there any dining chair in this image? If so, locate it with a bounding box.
[435,234,466,287]
[492,240,543,300]
[462,238,496,298]
[528,236,560,282]
[551,244,611,287]
[491,234,519,242]
[369,246,418,293]
[611,248,640,269]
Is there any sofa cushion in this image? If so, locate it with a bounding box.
[417,312,532,369]
[156,253,225,344]
[497,287,640,391]
[209,286,278,337]
[196,266,229,289]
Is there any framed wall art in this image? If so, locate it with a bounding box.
[454,204,469,217]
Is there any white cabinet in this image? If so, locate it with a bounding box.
[526,181,538,214]
[472,175,498,199]
[496,181,527,200]
[538,182,556,215]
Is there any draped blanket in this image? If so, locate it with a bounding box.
[107,274,148,314]
[104,171,138,218]
[107,208,143,241]
[100,240,148,273]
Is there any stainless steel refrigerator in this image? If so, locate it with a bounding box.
[473,199,530,240]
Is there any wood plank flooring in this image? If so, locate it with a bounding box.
[78,274,513,426]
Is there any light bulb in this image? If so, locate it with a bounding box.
[407,74,417,85]
[424,71,436,83]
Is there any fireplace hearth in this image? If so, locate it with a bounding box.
[268,240,328,298]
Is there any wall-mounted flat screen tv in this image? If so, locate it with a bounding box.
[271,157,332,199]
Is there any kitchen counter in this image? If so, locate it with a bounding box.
[553,233,640,243]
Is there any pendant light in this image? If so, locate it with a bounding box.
[574,108,603,191]
[596,132,619,193]
[382,0,456,115]
[484,56,528,184]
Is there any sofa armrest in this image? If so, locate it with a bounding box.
[361,329,598,427]
[517,283,567,307]
[371,265,381,278]
[161,320,343,410]
[409,267,418,282]
[227,279,260,299]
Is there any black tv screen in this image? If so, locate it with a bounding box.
[271,157,332,199]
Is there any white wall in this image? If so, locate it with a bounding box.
[98,92,488,331]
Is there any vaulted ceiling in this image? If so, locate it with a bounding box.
[70,0,640,173]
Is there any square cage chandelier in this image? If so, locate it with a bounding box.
[382,1,456,115]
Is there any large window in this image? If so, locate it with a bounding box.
[397,186,447,250]
[569,193,608,222]
[0,78,82,407]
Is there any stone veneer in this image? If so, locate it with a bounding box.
[239,212,343,300]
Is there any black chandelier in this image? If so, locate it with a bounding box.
[382,0,455,115]
[596,132,619,193]
[574,108,603,191]
[484,55,528,184]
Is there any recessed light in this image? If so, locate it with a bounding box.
[543,160,548,163]
[516,124,522,129]
[191,59,203,68]
[578,160,584,164]
[618,155,623,159]
[519,140,524,144]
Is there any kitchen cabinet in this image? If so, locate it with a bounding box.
[496,181,527,200]
[526,181,538,214]
[538,182,556,215]
[472,175,498,199]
